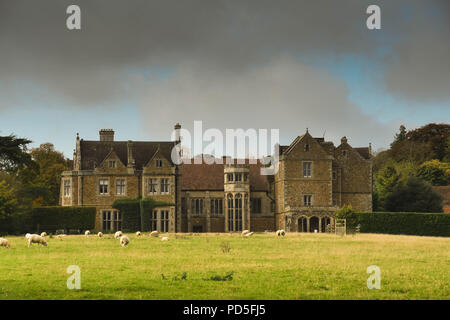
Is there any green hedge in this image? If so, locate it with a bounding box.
[112,197,174,232]
[358,212,450,237]
[32,206,96,232]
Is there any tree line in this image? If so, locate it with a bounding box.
[0,136,70,224]
[372,123,449,212]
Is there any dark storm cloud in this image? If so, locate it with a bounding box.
[1,0,449,106]
[0,0,448,150]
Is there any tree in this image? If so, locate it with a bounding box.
[335,205,359,230]
[385,177,443,213]
[417,160,450,186]
[390,125,407,148]
[0,180,18,220]
[19,143,69,206]
[0,135,33,171]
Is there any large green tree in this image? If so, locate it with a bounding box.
[19,143,69,206]
[0,180,18,220]
[0,135,32,171]
[417,160,450,186]
[385,177,443,213]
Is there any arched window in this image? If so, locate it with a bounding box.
[235,194,242,231]
[227,194,233,230]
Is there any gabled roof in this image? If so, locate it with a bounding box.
[180,160,270,192]
[354,147,371,160]
[80,140,175,170]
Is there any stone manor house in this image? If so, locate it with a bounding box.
[60,125,372,233]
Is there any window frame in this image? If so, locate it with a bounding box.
[303,161,312,178]
[303,194,312,206]
[115,178,126,196]
[63,179,71,197]
[99,178,109,195]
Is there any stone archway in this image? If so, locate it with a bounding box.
[321,216,331,232]
[298,217,307,232]
[309,216,319,232]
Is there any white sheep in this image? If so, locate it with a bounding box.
[244,232,254,237]
[25,233,31,239]
[56,234,67,240]
[161,236,169,241]
[28,234,48,247]
[40,232,47,237]
[0,238,11,248]
[120,235,130,247]
[85,230,90,236]
[276,229,286,237]
[150,231,159,237]
[241,230,250,236]
[136,231,141,237]
[114,231,123,239]
[97,232,103,238]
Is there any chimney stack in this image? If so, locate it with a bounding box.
[174,123,181,143]
[99,129,114,142]
[127,140,135,168]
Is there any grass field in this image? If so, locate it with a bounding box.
[0,232,449,300]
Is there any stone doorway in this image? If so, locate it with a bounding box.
[298,217,307,232]
[309,216,319,232]
[321,217,331,232]
[193,225,203,233]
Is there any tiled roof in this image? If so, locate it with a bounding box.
[354,147,371,160]
[180,160,270,192]
[80,140,175,170]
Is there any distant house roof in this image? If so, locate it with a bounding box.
[433,186,450,213]
[180,160,270,192]
[80,140,175,170]
[433,186,450,203]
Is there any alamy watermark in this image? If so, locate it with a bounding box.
[366,265,381,290]
[67,265,81,290]
[170,121,280,175]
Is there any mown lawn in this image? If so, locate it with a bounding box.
[0,232,449,299]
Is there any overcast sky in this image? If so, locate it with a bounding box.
[0,0,449,157]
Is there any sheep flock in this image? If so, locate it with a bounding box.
[0,229,289,249]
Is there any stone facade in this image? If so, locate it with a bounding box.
[60,126,372,233]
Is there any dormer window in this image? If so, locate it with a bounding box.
[156,159,163,167]
[109,160,116,169]
[304,144,310,152]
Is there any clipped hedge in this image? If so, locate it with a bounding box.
[112,197,174,232]
[32,206,96,232]
[112,198,141,232]
[358,212,450,237]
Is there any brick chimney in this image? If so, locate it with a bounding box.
[99,129,114,142]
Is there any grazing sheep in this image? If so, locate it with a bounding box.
[150,231,159,237]
[40,232,47,237]
[114,231,123,239]
[25,233,31,239]
[85,230,90,236]
[276,229,286,237]
[136,231,141,237]
[244,232,254,237]
[0,238,11,248]
[161,236,169,241]
[97,232,103,238]
[28,234,48,247]
[56,234,67,240]
[241,230,250,236]
[120,235,130,247]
